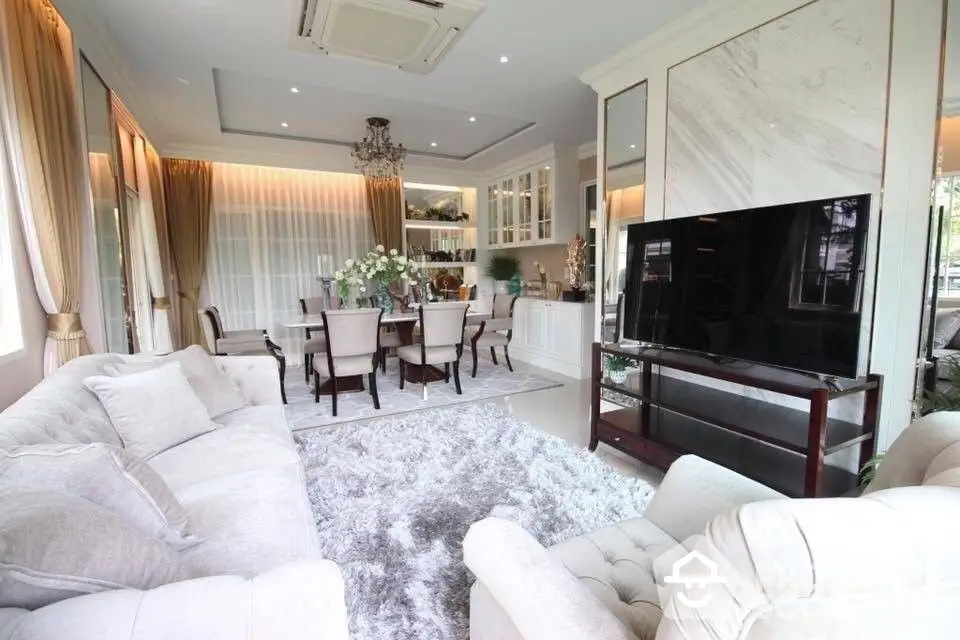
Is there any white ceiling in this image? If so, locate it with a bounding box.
[59,0,707,172]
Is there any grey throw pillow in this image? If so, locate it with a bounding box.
[933,309,960,349]
[104,345,246,418]
[0,444,199,549]
[84,361,217,460]
[0,487,191,610]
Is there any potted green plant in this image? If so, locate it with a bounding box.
[487,254,520,294]
[605,354,632,384]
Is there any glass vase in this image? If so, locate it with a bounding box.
[377,280,394,315]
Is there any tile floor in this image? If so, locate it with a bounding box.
[304,352,664,487]
[482,361,664,486]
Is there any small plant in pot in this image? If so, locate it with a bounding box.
[486,254,520,294]
[605,354,632,384]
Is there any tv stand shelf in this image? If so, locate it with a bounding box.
[591,343,882,497]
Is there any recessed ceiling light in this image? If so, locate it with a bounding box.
[469,116,477,123]
[290,87,300,94]
[499,55,509,64]
[430,141,438,148]
[544,165,551,170]
[175,77,189,85]
[629,144,637,149]
[281,122,289,128]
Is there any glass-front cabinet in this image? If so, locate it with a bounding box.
[487,184,500,246]
[536,167,552,242]
[485,146,577,249]
[501,177,515,244]
[518,171,533,243]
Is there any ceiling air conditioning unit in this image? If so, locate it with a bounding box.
[292,0,484,74]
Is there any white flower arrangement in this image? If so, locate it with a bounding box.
[333,244,425,302]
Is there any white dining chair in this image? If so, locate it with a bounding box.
[397,302,469,396]
[314,308,383,417]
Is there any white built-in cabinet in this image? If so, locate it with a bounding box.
[484,145,580,249]
[510,298,594,379]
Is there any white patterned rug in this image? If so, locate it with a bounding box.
[284,357,561,430]
[295,403,655,640]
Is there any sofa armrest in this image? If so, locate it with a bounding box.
[643,455,784,543]
[3,561,349,640]
[463,518,634,640]
[215,355,282,405]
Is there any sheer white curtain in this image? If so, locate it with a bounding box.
[205,163,373,363]
[133,137,172,352]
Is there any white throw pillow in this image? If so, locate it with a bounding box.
[104,345,246,418]
[0,444,199,549]
[84,361,217,460]
[0,486,191,610]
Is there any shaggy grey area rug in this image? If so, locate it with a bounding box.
[295,403,655,640]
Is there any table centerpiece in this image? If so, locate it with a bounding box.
[334,245,427,314]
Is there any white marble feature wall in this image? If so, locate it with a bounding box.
[664,0,891,219]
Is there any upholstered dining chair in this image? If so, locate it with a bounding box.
[299,296,340,384]
[198,306,288,403]
[313,308,383,417]
[398,302,469,395]
[469,294,518,377]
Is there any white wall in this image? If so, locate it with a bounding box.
[584,0,944,450]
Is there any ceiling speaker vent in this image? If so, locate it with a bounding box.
[293,0,483,74]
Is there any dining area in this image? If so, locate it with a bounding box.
[195,246,561,427]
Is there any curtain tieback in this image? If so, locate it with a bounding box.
[178,291,198,302]
[46,313,86,340]
[152,296,172,310]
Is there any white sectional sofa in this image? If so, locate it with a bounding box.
[464,413,960,640]
[0,353,347,640]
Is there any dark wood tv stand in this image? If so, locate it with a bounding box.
[591,343,882,497]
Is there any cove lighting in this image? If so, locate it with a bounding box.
[403,182,462,193]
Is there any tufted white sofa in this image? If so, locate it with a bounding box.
[0,353,348,640]
[464,412,960,640]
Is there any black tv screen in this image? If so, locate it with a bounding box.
[622,195,871,378]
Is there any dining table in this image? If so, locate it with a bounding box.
[282,309,485,394]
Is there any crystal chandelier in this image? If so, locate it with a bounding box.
[351,117,407,177]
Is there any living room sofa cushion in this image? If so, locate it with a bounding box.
[104,345,246,419]
[0,444,196,548]
[0,487,190,610]
[146,423,319,576]
[0,355,126,451]
[84,362,217,460]
[934,308,960,349]
[549,518,676,640]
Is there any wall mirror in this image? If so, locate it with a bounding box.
[80,55,131,353]
[601,81,647,344]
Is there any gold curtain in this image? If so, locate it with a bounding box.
[161,158,212,348]
[5,0,89,368]
[365,176,403,252]
[146,144,178,347]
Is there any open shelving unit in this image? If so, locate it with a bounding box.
[591,343,882,498]
[403,182,479,287]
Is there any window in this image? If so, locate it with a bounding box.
[935,176,960,298]
[791,196,869,311]
[0,139,25,358]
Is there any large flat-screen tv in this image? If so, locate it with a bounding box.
[622,195,871,378]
